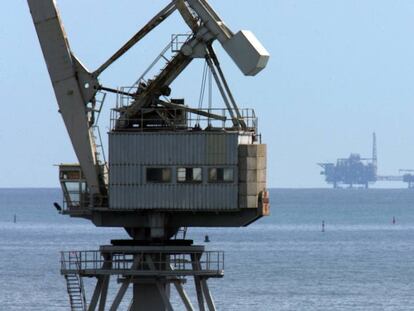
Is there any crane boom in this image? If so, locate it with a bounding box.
[27,0,103,198]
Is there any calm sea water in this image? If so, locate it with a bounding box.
[1,188,414,310]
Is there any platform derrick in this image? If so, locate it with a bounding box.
[28,0,270,310]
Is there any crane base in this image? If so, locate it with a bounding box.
[60,243,223,310]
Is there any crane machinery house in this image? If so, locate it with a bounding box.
[109,130,267,212]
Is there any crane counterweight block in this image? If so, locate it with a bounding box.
[184,0,270,76]
[223,30,270,76]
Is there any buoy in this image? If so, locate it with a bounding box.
[204,235,210,243]
[53,202,62,212]
[322,220,325,232]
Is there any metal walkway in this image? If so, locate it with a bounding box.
[60,245,224,311]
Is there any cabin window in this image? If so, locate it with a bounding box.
[177,168,202,183]
[208,168,234,183]
[64,182,81,203]
[146,168,172,183]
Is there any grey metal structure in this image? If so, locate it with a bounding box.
[61,244,223,311]
[398,170,414,188]
[319,133,378,188]
[319,133,414,189]
[28,0,270,309]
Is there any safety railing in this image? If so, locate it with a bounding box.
[171,34,192,53]
[60,250,224,277]
[126,34,185,95]
[111,106,257,133]
[62,190,90,211]
[61,192,109,212]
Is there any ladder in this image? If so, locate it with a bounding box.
[91,91,108,168]
[64,252,87,311]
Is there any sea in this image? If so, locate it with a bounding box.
[0,188,414,310]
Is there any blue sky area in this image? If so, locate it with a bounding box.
[1,0,414,188]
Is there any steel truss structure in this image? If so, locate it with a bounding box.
[61,244,223,311]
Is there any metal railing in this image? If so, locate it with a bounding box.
[61,250,224,277]
[61,192,109,212]
[111,103,258,132]
[127,34,184,95]
[62,191,90,211]
[171,34,192,52]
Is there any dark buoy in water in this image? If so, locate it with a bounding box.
[392,216,396,225]
[53,202,62,212]
[204,235,210,243]
[13,214,16,224]
[322,220,325,232]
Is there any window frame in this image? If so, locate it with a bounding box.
[208,167,235,183]
[177,167,203,184]
[146,167,172,184]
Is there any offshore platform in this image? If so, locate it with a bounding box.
[319,133,378,188]
[319,133,414,188]
[28,0,269,310]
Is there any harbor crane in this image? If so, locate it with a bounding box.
[28,0,270,310]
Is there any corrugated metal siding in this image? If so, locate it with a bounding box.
[109,132,239,166]
[109,184,238,210]
[109,164,143,185]
[108,132,241,210]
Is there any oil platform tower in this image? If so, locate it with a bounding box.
[28,0,270,310]
[319,133,377,188]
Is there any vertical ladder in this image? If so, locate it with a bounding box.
[91,91,107,167]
